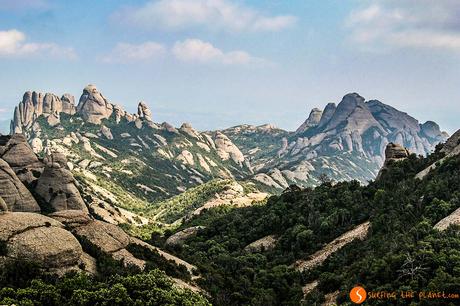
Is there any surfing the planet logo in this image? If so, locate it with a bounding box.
[350,286,367,304]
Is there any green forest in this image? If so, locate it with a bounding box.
[161,146,460,305]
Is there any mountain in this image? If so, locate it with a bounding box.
[222,93,448,188]
[162,131,460,305]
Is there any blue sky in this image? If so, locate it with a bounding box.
[0,0,459,133]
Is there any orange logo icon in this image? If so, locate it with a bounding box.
[350,286,367,304]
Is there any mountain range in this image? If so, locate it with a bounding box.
[9,85,448,196]
[1,84,459,305]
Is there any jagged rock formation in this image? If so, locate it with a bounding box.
[296,108,322,134]
[76,84,113,124]
[137,101,152,122]
[376,143,410,180]
[0,134,44,186]
[10,91,76,134]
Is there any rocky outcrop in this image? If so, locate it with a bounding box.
[296,108,322,134]
[244,235,277,253]
[76,84,113,124]
[214,132,246,166]
[137,102,152,122]
[434,207,460,231]
[416,129,460,180]
[441,129,460,154]
[0,158,40,212]
[384,143,410,160]
[0,134,44,186]
[35,153,88,212]
[0,212,85,275]
[10,91,76,134]
[376,143,410,180]
[165,226,205,247]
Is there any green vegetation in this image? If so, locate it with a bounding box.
[0,270,209,306]
[165,149,460,305]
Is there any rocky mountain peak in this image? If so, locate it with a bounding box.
[11,90,76,134]
[322,92,381,133]
[137,101,152,122]
[420,121,443,140]
[317,102,337,129]
[77,84,113,124]
[296,108,323,134]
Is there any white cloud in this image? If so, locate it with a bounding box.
[102,42,166,63]
[172,38,267,65]
[0,109,6,113]
[346,1,460,53]
[0,29,76,59]
[113,0,296,32]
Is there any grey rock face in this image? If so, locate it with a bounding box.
[137,101,153,122]
[0,158,40,212]
[76,84,113,124]
[296,108,323,134]
[35,153,88,212]
[0,212,85,274]
[317,103,337,129]
[0,134,44,186]
[10,91,76,134]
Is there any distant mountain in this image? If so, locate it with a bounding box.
[9,86,448,201]
[222,93,448,188]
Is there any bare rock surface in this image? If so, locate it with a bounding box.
[166,226,205,247]
[76,84,113,124]
[73,220,130,253]
[244,235,277,253]
[35,153,87,212]
[294,221,370,272]
[0,212,83,272]
[0,158,40,212]
[0,134,44,185]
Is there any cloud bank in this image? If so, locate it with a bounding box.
[102,42,166,63]
[0,29,76,59]
[113,0,296,32]
[347,0,460,53]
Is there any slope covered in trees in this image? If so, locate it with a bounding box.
[164,144,460,305]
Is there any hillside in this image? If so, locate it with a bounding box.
[0,134,209,305]
[162,131,460,305]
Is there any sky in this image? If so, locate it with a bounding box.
[0,0,459,134]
